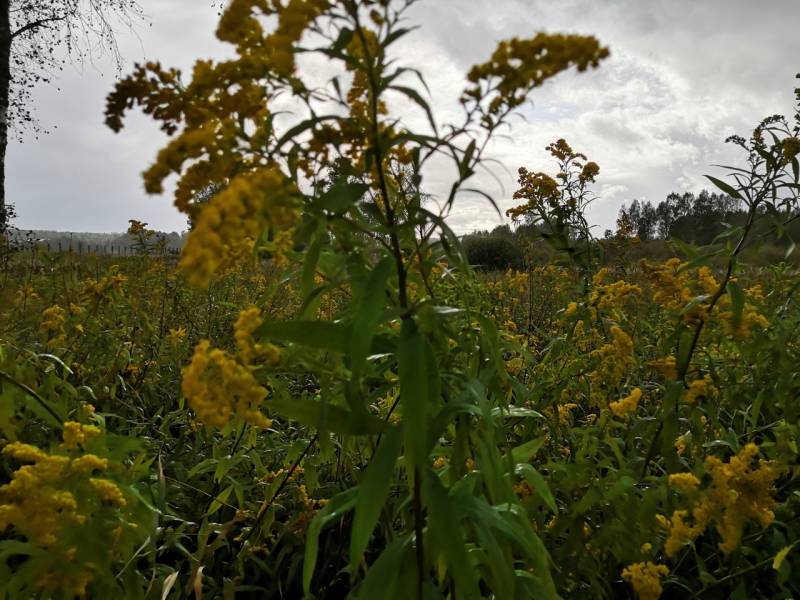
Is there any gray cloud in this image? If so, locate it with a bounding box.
[8,0,800,234]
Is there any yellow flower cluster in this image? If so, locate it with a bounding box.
[507,168,560,220]
[14,283,39,306]
[668,472,700,490]
[235,306,280,365]
[685,375,717,404]
[650,355,678,380]
[90,477,127,507]
[41,304,67,349]
[641,259,769,338]
[640,259,699,320]
[589,271,641,316]
[718,303,769,339]
[589,325,635,402]
[83,266,128,301]
[609,387,641,419]
[0,428,131,597]
[781,136,800,164]
[61,421,102,451]
[182,339,272,428]
[663,443,777,556]
[180,167,300,288]
[0,436,125,545]
[463,34,609,119]
[167,326,187,345]
[217,0,330,77]
[621,562,669,600]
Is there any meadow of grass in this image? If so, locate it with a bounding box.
[1,243,799,598]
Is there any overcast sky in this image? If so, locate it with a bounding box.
[8,0,800,234]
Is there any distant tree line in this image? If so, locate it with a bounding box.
[614,190,739,244]
[462,189,800,270]
[4,228,187,252]
[614,189,800,246]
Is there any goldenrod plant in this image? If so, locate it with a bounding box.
[0,1,799,598]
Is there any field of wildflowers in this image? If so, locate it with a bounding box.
[2,0,800,598]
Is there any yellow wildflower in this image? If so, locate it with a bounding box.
[89,478,127,507]
[664,443,778,557]
[235,306,280,365]
[609,388,641,419]
[182,340,272,428]
[167,327,187,345]
[71,454,109,474]
[61,422,102,451]
[588,326,635,404]
[622,562,669,600]
[180,168,300,288]
[668,472,701,491]
[685,375,717,404]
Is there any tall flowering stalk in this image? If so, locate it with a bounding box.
[105,0,609,596]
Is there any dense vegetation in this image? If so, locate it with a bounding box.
[2,1,800,599]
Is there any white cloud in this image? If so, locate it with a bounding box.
[8,0,800,235]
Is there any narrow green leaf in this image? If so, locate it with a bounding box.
[506,437,546,464]
[388,85,437,134]
[303,488,358,594]
[257,320,351,353]
[398,320,437,469]
[424,472,481,599]
[460,139,477,178]
[350,258,393,379]
[704,175,743,200]
[269,396,384,435]
[357,535,410,600]
[515,464,558,514]
[350,425,402,568]
[206,484,233,516]
[727,281,745,333]
[773,543,796,570]
[301,238,322,299]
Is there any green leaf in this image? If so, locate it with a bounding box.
[424,472,482,599]
[506,437,546,464]
[727,281,745,333]
[398,320,438,469]
[457,496,556,598]
[332,27,354,52]
[303,488,358,594]
[206,484,234,516]
[515,464,558,514]
[773,542,796,570]
[459,139,477,178]
[301,238,322,299]
[350,425,402,569]
[357,535,410,600]
[317,180,370,213]
[670,238,699,260]
[705,175,743,200]
[676,328,696,378]
[388,85,437,135]
[678,250,722,272]
[269,395,384,435]
[350,258,393,379]
[491,406,545,420]
[256,320,350,353]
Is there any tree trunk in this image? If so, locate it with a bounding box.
[0,0,10,233]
